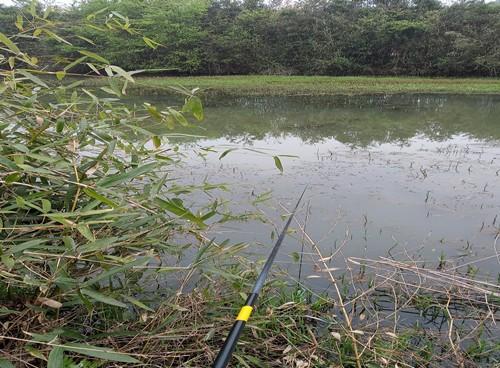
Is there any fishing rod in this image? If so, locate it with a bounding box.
[212,187,307,368]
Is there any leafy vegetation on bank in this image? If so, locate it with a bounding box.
[1,0,500,77]
[0,6,220,366]
[84,75,500,96]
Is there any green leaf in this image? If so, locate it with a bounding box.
[79,237,118,253]
[56,119,64,133]
[81,257,150,287]
[183,96,204,121]
[5,172,21,184]
[168,108,188,126]
[155,197,206,228]
[145,104,162,121]
[87,62,101,75]
[97,163,157,188]
[9,239,47,254]
[100,86,119,96]
[0,307,19,317]
[55,71,66,80]
[165,115,175,129]
[0,31,20,54]
[42,29,71,45]
[61,343,140,363]
[16,70,48,88]
[0,156,19,170]
[47,347,64,368]
[273,156,283,173]
[1,256,15,271]
[25,345,46,361]
[63,236,76,250]
[0,359,15,368]
[109,65,134,82]
[77,224,95,242]
[143,36,161,49]
[83,188,118,208]
[219,149,235,160]
[152,136,161,149]
[64,56,87,72]
[15,15,23,31]
[81,289,127,308]
[76,35,96,45]
[122,295,154,312]
[86,7,109,21]
[78,50,109,64]
[41,199,51,213]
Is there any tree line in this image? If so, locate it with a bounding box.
[1,0,499,76]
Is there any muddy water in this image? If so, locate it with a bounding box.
[143,94,500,291]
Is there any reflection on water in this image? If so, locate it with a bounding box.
[140,94,500,288]
[155,94,500,146]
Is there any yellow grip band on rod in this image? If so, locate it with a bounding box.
[236,306,253,322]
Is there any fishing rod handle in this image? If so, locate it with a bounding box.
[212,294,259,368]
[212,320,246,368]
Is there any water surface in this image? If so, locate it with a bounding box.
[142,94,500,290]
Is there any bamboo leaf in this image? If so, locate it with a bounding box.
[76,224,95,242]
[42,29,71,45]
[76,35,96,45]
[55,71,66,80]
[79,50,109,64]
[142,36,161,49]
[64,56,87,71]
[79,237,118,253]
[9,239,47,254]
[219,149,235,160]
[182,96,204,121]
[167,108,188,126]
[15,15,23,31]
[97,162,157,188]
[83,188,118,208]
[273,156,283,173]
[61,343,140,363]
[81,288,127,308]
[16,70,49,88]
[0,359,15,368]
[109,65,134,82]
[41,199,51,213]
[47,347,64,368]
[152,136,161,149]
[25,345,46,361]
[0,31,20,54]
[155,197,206,228]
[1,256,15,270]
[122,295,154,312]
[81,257,150,287]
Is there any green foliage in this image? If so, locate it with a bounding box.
[3,0,498,76]
[0,5,219,365]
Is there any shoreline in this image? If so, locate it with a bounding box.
[84,75,500,96]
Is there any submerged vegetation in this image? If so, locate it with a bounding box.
[1,2,499,368]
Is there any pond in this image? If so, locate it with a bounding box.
[138,93,500,292]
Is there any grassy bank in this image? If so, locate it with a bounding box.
[85,75,500,96]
